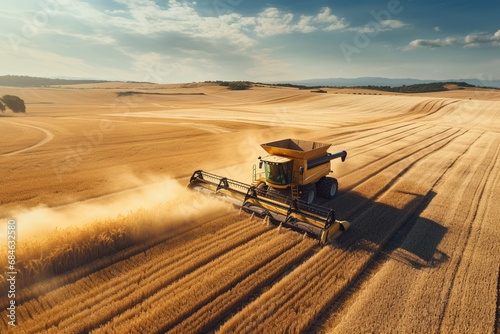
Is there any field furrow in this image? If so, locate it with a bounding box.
[93,228,301,333]
[332,129,466,221]
[326,122,424,151]
[168,237,317,334]
[219,246,338,333]
[339,127,460,192]
[342,123,430,159]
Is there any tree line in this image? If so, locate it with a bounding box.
[204,80,481,93]
[353,82,476,93]
[204,81,252,90]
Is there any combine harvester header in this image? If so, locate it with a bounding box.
[188,138,349,245]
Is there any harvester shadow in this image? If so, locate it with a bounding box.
[321,189,449,269]
[388,215,449,269]
[306,190,449,333]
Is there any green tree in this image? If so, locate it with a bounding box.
[0,101,5,112]
[228,81,251,90]
[0,95,26,113]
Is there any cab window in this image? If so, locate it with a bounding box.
[264,161,292,185]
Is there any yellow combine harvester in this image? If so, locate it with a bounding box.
[188,138,350,244]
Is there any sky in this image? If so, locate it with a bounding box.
[1,0,499,83]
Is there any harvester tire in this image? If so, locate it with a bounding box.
[317,177,338,199]
[300,184,316,203]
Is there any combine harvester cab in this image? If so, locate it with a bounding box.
[188,139,349,245]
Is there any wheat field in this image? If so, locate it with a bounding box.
[0,83,499,333]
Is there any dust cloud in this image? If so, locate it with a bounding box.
[0,173,229,242]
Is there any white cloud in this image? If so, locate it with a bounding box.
[314,7,348,30]
[296,15,317,34]
[314,7,336,23]
[349,19,408,34]
[434,26,440,32]
[254,6,348,36]
[324,22,349,31]
[254,8,297,36]
[407,29,500,49]
[380,20,407,29]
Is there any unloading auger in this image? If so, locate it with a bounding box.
[188,138,350,245]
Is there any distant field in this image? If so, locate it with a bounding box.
[1,83,499,333]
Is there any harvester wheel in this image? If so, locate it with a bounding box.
[300,184,316,203]
[317,177,338,199]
